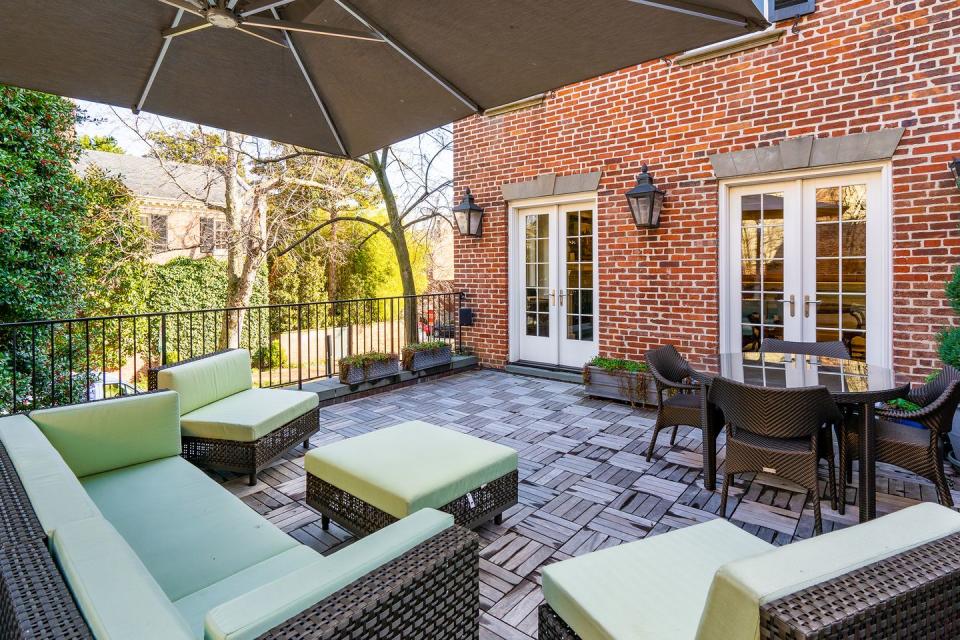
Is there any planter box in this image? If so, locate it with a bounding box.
[339,358,400,385]
[403,344,452,372]
[583,366,658,407]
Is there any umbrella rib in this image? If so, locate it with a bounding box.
[162,21,213,38]
[235,27,288,48]
[135,8,185,113]
[243,17,382,42]
[333,0,480,113]
[156,0,205,17]
[624,0,754,27]
[270,8,348,156]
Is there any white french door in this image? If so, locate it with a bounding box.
[723,170,889,365]
[514,202,598,367]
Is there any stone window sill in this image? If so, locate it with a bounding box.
[674,27,785,67]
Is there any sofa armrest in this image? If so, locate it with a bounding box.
[262,524,478,640]
[148,349,252,415]
[205,514,478,640]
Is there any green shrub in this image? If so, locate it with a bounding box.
[340,351,397,371]
[404,340,449,353]
[251,340,288,370]
[587,356,648,373]
[939,266,960,369]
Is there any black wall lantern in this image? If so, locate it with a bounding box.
[625,164,665,229]
[950,158,960,191]
[453,188,485,237]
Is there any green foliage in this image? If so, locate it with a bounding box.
[339,351,397,369]
[404,340,449,353]
[588,356,649,373]
[251,340,288,370]
[938,266,960,368]
[146,129,228,167]
[0,86,86,323]
[885,397,922,412]
[147,257,267,312]
[79,134,123,154]
[77,165,151,316]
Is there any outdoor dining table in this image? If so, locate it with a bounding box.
[694,352,909,523]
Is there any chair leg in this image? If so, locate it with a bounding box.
[932,450,954,507]
[303,439,310,449]
[826,453,838,512]
[494,513,503,525]
[837,430,847,516]
[719,474,732,519]
[669,426,678,445]
[810,488,823,536]
[321,514,330,531]
[646,425,664,462]
[248,472,257,487]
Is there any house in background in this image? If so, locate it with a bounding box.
[453,0,960,380]
[76,150,231,263]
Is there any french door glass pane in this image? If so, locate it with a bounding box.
[565,210,593,341]
[814,184,868,360]
[525,213,550,337]
[740,192,784,352]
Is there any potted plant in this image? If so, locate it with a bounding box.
[402,340,452,372]
[938,266,960,469]
[338,352,400,385]
[582,356,656,407]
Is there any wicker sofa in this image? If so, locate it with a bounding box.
[538,502,960,640]
[0,392,479,639]
[148,349,319,485]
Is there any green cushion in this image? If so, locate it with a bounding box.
[204,509,453,640]
[157,350,252,414]
[173,546,321,638]
[542,518,773,640]
[29,391,181,478]
[304,420,517,518]
[180,388,318,443]
[0,415,101,536]
[51,517,193,640]
[81,456,298,601]
[696,502,960,640]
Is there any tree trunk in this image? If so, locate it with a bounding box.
[368,151,419,345]
[221,131,259,349]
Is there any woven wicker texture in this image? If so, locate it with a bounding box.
[307,470,518,537]
[538,603,580,640]
[0,445,44,548]
[261,525,479,639]
[149,350,320,485]
[759,339,851,359]
[709,377,843,535]
[643,346,715,478]
[839,366,960,511]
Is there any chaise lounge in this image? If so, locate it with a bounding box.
[0,392,479,639]
[149,349,319,485]
[538,502,960,640]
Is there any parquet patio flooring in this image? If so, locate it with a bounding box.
[218,369,960,640]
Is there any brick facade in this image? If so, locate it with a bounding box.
[453,0,960,381]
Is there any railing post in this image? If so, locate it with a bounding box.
[325,334,332,378]
[297,305,303,390]
[160,314,168,365]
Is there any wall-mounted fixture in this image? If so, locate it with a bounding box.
[453,188,485,237]
[625,164,665,229]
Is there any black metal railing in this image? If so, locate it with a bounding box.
[0,292,464,414]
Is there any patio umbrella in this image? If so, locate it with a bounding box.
[0,0,766,157]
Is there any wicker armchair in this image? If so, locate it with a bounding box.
[838,365,960,512]
[709,377,843,535]
[0,440,480,640]
[644,345,710,463]
[759,338,850,359]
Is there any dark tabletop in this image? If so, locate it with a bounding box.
[698,352,908,403]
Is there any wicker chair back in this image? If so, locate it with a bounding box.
[645,345,694,386]
[759,339,850,359]
[708,377,842,439]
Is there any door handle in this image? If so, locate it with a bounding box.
[559,290,565,306]
[776,294,796,317]
[804,295,820,318]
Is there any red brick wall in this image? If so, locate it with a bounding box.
[453,0,960,380]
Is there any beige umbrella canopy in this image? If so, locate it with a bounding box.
[0,0,766,157]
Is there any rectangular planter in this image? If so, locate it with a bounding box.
[583,366,658,407]
[339,358,400,385]
[403,344,452,372]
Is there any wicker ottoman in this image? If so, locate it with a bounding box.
[305,420,518,537]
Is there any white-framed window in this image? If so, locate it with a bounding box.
[141,214,168,252]
[200,216,228,253]
[764,0,815,22]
